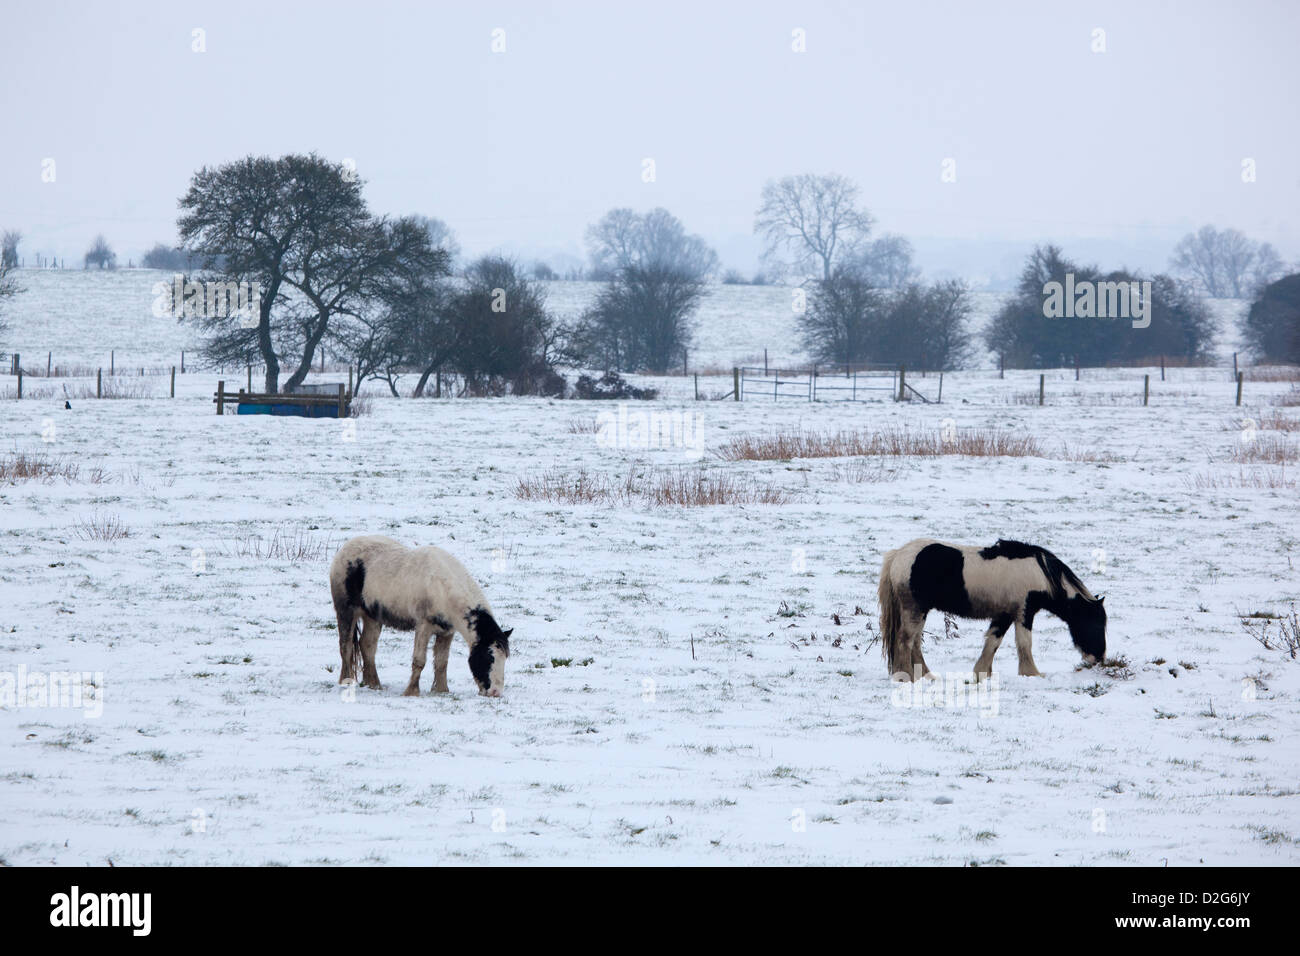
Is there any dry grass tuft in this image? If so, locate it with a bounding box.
[74,512,131,541]
[715,427,1042,461]
[1240,606,1300,660]
[0,450,82,484]
[566,417,600,434]
[515,464,796,506]
[825,459,907,483]
[1257,411,1300,433]
[1245,366,1300,383]
[1186,467,1295,490]
[1230,436,1298,464]
[228,526,335,562]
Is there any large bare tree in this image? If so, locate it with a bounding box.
[178,153,442,392]
[1169,225,1284,298]
[754,173,875,281]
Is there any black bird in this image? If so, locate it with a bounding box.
[65,401,71,409]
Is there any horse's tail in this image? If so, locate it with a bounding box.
[878,548,905,676]
[351,620,363,677]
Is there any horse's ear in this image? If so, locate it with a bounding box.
[1097,595,1105,604]
[502,628,514,639]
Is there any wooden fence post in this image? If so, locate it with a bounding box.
[111,351,114,375]
[811,365,817,402]
[1233,352,1238,382]
[436,371,441,398]
[337,383,346,418]
[1038,374,1045,406]
[897,365,906,402]
[1160,355,1165,381]
[247,364,252,391]
[170,366,176,398]
[47,352,51,376]
[216,380,225,415]
[937,372,944,403]
[97,369,102,398]
[1143,374,1150,406]
[348,366,354,397]
[733,367,740,401]
[181,350,185,373]
[16,366,21,399]
[999,354,1004,379]
[1236,371,1243,406]
[694,373,699,401]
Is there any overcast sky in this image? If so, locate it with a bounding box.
[2,0,1297,280]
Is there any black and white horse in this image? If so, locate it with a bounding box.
[877,538,1106,681]
[329,536,512,697]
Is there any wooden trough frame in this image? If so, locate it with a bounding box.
[214,380,351,418]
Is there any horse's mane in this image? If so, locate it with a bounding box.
[989,539,1092,601]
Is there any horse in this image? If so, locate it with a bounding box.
[877,538,1106,682]
[328,535,512,697]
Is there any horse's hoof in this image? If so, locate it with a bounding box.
[402,687,420,697]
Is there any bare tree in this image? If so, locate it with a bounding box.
[1169,225,1285,298]
[414,216,461,271]
[578,208,716,372]
[1244,273,1300,364]
[179,153,441,393]
[0,260,21,342]
[1,231,20,269]
[797,267,882,367]
[84,234,116,270]
[754,173,875,281]
[444,256,563,396]
[799,269,971,369]
[850,234,920,290]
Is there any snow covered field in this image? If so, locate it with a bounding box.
[1,273,1297,866]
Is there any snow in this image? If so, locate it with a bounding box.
[1,271,1297,865]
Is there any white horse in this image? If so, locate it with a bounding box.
[329,535,511,697]
[878,538,1106,681]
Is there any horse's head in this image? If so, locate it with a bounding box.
[1068,595,1107,665]
[468,614,512,697]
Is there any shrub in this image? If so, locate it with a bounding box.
[572,371,657,400]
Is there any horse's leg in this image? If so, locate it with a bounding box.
[431,631,453,693]
[903,610,931,681]
[336,604,357,684]
[359,616,383,689]
[1015,617,1042,677]
[403,622,433,696]
[973,613,1014,681]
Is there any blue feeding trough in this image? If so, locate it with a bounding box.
[236,402,345,418]
[214,380,351,417]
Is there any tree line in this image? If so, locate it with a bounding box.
[1,165,1296,380]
